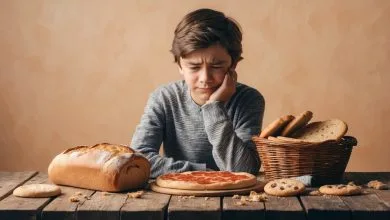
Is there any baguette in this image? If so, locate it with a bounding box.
[48,143,150,192]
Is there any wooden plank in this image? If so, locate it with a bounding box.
[41,185,95,220]
[0,171,37,201]
[222,196,265,220]
[300,188,351,220]
[0,172,54,220]
[120,191,170,220]
[360,172,390,208]
[341,172,389,220]
[76,191,128,220]
[264,196,305,220]
[168,196,221,220]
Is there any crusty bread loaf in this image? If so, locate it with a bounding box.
[48,143,151,192]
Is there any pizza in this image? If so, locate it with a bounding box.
[155,171,257,190]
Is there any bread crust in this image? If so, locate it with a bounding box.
[260,115,295,138]
[48,143,151,192]
[281,111,313,136]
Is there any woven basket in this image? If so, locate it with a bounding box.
[252,136,357,186]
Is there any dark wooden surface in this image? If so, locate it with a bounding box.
[0,172,389,220]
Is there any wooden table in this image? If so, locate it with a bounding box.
[0,172,389,220]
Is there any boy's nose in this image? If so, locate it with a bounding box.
[198,67,212,83]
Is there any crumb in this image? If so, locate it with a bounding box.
[249,195,261,202]
[74,191,83,196]
[240,196,248,202]
[128,190,144,198]
[236,201,247,206]
[204,197,209,200]
[69,196,80,203]
[188,195,195,199]
[232,194,240,199]
[347,181,356,186]
[83,195,91,200]
[367,180,388,190]
[249,191,258,196]
[309,190,322,196]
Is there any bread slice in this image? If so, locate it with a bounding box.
[260,115,295,138]
[281,111,313,137]
[291,119,348,142]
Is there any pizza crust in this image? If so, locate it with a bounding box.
[156,171,257,190]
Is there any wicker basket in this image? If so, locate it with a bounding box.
[252,136,358,186]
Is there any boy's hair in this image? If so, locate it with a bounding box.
[171,8,243,66]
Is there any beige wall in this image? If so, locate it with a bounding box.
[1,0,389,172]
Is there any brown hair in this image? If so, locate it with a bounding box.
[171,8,243,66]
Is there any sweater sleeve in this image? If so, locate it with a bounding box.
[201,89,265,175]
[131,89,206,178]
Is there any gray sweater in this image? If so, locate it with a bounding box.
[131,80,265,178]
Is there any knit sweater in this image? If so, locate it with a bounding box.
[131,80,265,178]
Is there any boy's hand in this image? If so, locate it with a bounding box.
[207,69,237,104]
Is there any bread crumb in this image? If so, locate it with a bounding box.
[236,201,247,206]
[128,190,144,198]
[74,191,83,196]
[69,196,80,203]
[232,194,240,199]
[240,196,248,202]
[309,190,322,196]
[367,180,388,190]
[204,197,209,200]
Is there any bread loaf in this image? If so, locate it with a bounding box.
[48,143,151,192]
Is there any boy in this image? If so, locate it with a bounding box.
[131,8,265,178]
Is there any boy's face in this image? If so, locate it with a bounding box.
[178,44,233,105]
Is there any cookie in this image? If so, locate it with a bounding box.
[281,111,313,136]
[260,115,295,138]
[291,119,348,142]
[13,184,61,198]
[319,184,362,196]
[367,180,388,190]
[264,178,305,197]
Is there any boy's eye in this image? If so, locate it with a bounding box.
[212,66,223,69]
[189,66,200,70]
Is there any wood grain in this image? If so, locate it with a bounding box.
[0,172,53,220]
[168,195,221,220]
[342,172,389,220]
[76,191,128,220]
[120,191,171,220]
[264,195,305,220]
[0,171,37,201]
[300,189,351,220]
[41,185,94,220]
[222,195,265,220]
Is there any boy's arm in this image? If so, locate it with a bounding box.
[131,90,206,178]
[201,89,265,175]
